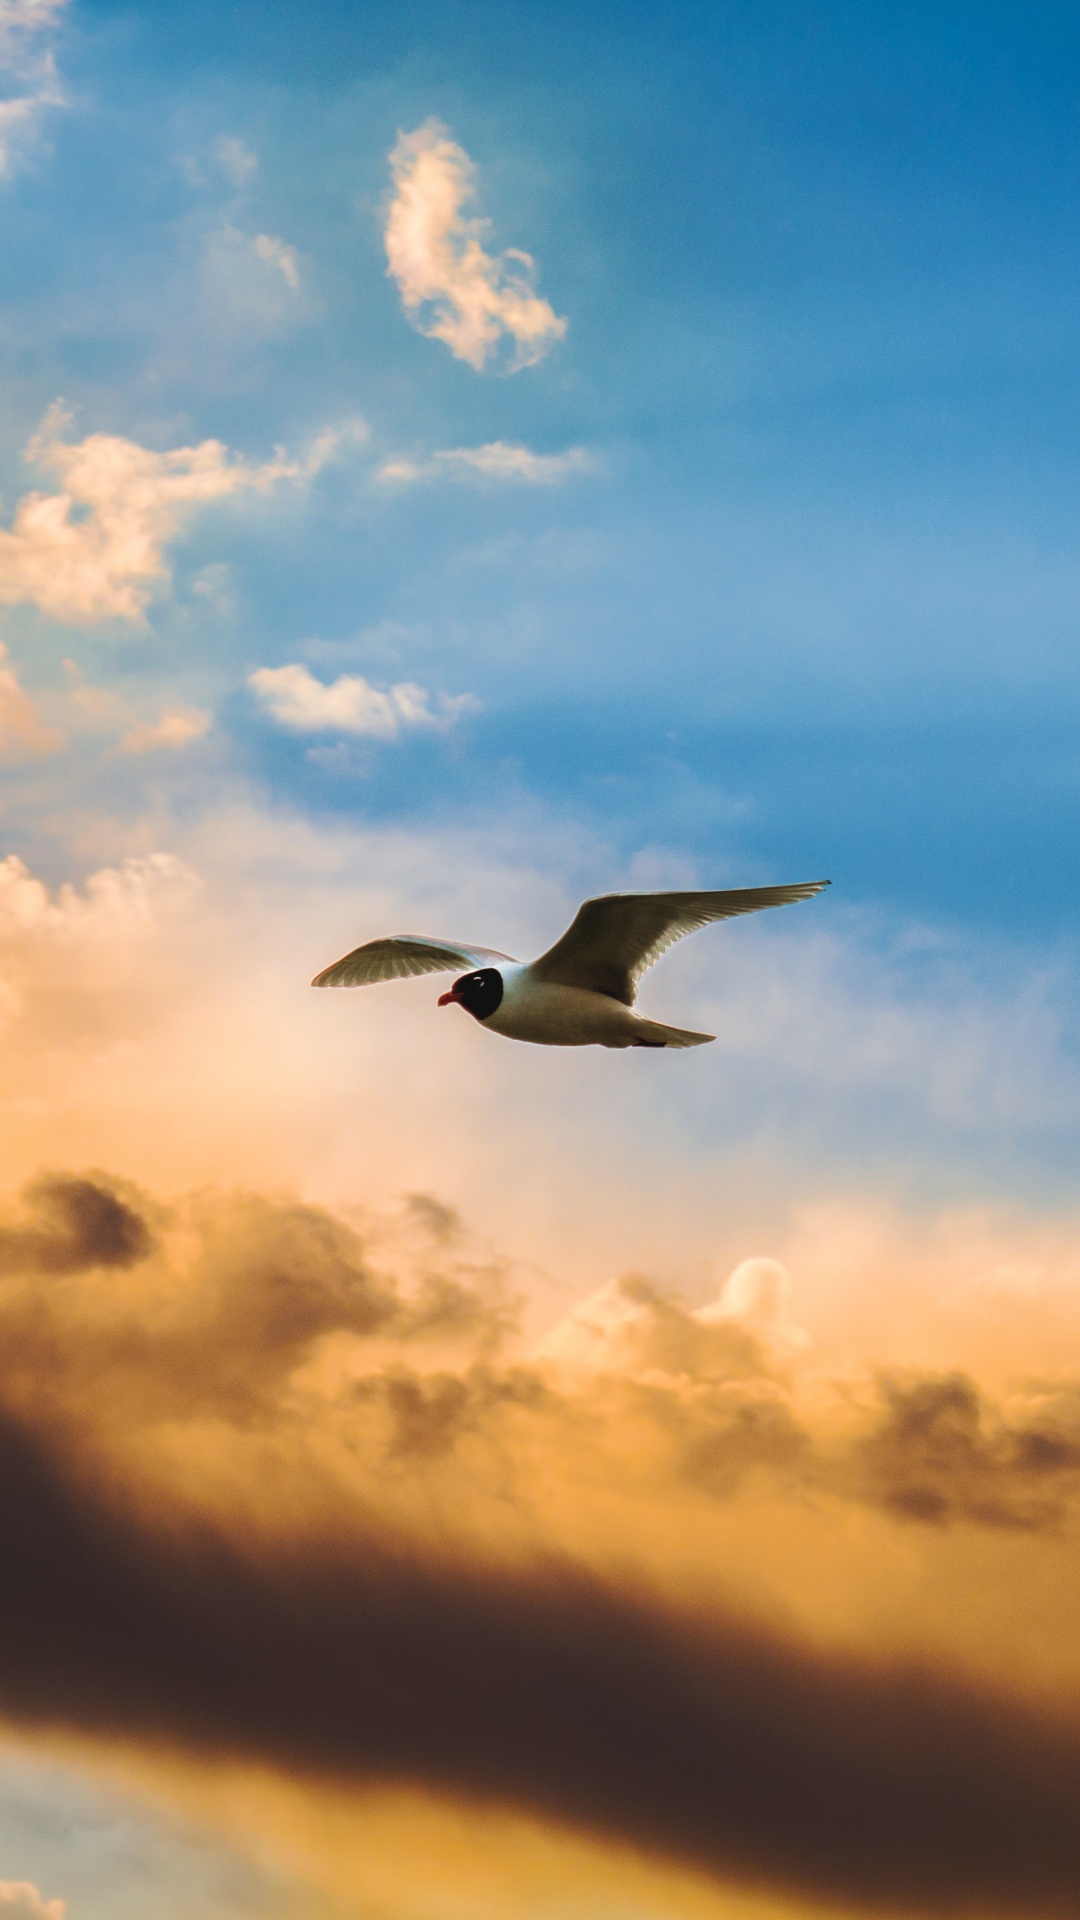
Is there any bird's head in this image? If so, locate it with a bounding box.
[438,967,504,1021]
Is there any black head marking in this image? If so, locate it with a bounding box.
[449,967,504,1021]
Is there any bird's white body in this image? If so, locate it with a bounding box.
[311,879,830,1050]
[483,965,704,1048]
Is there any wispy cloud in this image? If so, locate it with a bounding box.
[0,0,68,178]
[249,662,478,739]
[0,641,62,754]
[119,707,211,755]
[253,230,301,289]
[200,222,307,335]
[0,405,305,625]
[385,119,566,372]
[378,441,591,486]
[212,131,257,188]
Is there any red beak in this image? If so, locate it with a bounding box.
[438,990,463,1007]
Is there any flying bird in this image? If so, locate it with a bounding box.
[312,881,830,1049]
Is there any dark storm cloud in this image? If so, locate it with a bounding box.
[4,1410,1080,1918]
[0,1174,153,1275]
[850,1371,1080,1531]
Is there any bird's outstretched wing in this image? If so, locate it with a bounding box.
[312,934,516,989]
[529,882,830,1006]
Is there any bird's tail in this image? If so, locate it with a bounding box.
[628,1017,715,1049]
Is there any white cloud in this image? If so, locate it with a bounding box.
[385,119,566,372]
[120,707,211,754]
[0,0,67,177]
[0,1884,64,1920]
[0,640,62,754]
[0,405,303,625]
[378,441,591,486]
[254,231,301,290]
[248,663,478,739]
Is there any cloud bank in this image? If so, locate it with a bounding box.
[385,121,566,371]
[0,1174,1080,1918]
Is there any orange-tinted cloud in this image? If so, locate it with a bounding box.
[0,407,301,624]
[0,643,62,754]
[385,121,566,371]
[1,1171,1080,1916]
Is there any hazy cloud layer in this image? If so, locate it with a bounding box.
[0,1171,1079,1914]
[385,121,566,371]
[0,643,62,754]
[0,1883,64,1920]
[119,707,211,754]
[249,663,478,737]
[0,408,304,625]
[378,441,591,485]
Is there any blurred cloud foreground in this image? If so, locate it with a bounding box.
[2,5,1080,1920]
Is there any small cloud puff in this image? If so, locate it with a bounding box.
[378,441,591,486]
[249,662,479,740]
[385,119,566,372]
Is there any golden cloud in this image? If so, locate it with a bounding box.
[0,1168,1080,1918]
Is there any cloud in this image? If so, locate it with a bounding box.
[199,223,308,336]
[0,849,198,1048]
[248,664,478,738]
[0,1172,152,1275]
[0,0,67,179]
[0,1883,64,1920]
[2,1174,1080,1917]
[0,642,62,754]
[253,232,301,290]
[11,825,1080,1913]
[385,120,567,371]
[378,442,591,486]
[119,707,211,754]
[0,406,303,624]
[212,133,257,188]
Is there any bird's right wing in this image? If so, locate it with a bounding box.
[312,934,516,988]
[530,883,830,1005]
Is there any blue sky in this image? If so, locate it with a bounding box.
[4,0,1080,936]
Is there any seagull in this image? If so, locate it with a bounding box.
[312,881,829,1049]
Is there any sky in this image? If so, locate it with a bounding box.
[5,1,1080,1915]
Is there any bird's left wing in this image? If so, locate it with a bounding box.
[312,934,516,988]
[529,883,830,1005]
